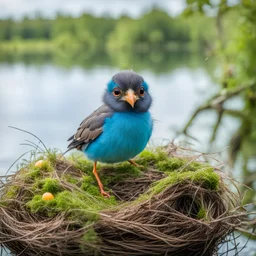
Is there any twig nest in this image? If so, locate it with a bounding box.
[0,146,252,256]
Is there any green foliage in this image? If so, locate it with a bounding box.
[157,157,212,173]
[65,175,79,185]
[100,162,142,184]
[137,149,213,173]
[20,159,53,180]
[46,149,60,165]
[28,168,41,179]
[27,194,57,214]
[197,207,207,219]
[41,178,61,194]
[136,149,168,167]
[72,158,93,175]
[0,8,223,75]
[80,227,101,252]
[4,186,19,199]
[82,228,100,243]
[136,149,219,197]
[38,160,54,172]
[72,156,142,194]
[0,8,213,58]
[81,176,101,195]
[27,189,116,220]
[151,167,219,195]
[107,9,191,54]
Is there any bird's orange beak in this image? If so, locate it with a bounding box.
[124,89,137,108]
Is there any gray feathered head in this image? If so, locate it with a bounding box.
[103,70,152,112]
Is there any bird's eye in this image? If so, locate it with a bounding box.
[113,88,121,97]
[139,87,145,96]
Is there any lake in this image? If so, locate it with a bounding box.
[0,52,256,255]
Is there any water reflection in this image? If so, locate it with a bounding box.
[0,50,217,76]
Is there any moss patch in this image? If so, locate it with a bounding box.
[41,178,62,194]
[151,168,219,195]
[136,149,168,167]
[197,207,207,219]
[26,189,117,220]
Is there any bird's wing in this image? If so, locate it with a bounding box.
[67,105,114,150]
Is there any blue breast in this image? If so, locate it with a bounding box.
[84,111,153,163]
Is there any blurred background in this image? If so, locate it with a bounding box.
[0,0,256,254]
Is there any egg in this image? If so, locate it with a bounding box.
[42,192,54,201]
[35,160,44,168]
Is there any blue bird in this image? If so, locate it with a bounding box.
[67,70,153,197]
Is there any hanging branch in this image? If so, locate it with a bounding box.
[182,81,256,135]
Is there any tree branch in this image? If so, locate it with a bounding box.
[182,81,256,135]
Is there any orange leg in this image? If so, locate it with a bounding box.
[92,161,110,197]
[128,159,143,168]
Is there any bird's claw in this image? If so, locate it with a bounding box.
[128,160,144,168]
[101,190,110,198]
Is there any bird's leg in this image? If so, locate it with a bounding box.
[128,159,143,168]
[92,161,110,197]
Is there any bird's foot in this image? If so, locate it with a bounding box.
[100,189,110,198]
[128,160,144,168]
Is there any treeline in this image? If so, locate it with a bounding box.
[0,8,216,54]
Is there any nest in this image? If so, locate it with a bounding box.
[0,145,252,256]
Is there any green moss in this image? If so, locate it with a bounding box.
[242,189,255,205]
[80,226,100,254]
[54,191,100,220]
[41,178,61,194]
[45,149,59,165]
[26,188,117,220]
[81,176,101,196]
[28,168,41,179]
[65,175,79,185]
[27,195,58,214]
[82,227,100,243]
[32,178,62,195]
[72,155,142,186]
[156,156,213,173]
[156,158,187,172]
[4,186,19,199]
[101,162,141,185]
[24,159,53,180]
[136,149,168,167]
[72,158,93,175]
[150,168,219,195]
[38,160,54,172]
[197,207,207,219]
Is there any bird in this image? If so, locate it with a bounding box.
[67,70,153,197]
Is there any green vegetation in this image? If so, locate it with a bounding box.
[0,8,216,59]
[151,168,219,195]
[0,7,221,74]
[2,149,220,219]
[179,1,256,206]
[197,207,207,219]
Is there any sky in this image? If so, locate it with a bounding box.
[0,0,186,19]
